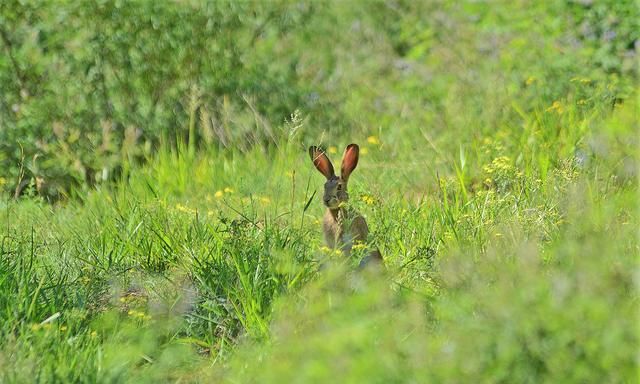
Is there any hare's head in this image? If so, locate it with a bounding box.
[309,144,359,209]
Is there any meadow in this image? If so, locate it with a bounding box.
[0,1,638,382]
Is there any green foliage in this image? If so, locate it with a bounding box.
[0,0,318,196]
[1,1,638,198]
[0,1,638,382]
[1,94,638,381]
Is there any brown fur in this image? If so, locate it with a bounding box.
[309,144,383,268]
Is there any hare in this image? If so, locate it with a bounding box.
[309,143,383,268]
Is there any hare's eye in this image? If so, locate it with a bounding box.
[337,184,342,191]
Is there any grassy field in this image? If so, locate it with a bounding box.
[1,1,639,383]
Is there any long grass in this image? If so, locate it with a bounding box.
[1,92,637,382]
[1,1,638,382]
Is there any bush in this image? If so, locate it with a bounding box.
[2,1,638,199]
[0,1,318,197]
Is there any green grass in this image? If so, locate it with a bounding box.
[1,1,639,382]
[1,94,638,382]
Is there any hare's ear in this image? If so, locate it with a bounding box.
[309,146,335,179]
[341,144,359,181]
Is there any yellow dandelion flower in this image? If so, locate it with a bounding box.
[360,147,369,155]
[546,101,564,114]
[224,187,234,193]
[320,246,332,252]
[367,136,380,145]
[361,195,375,205]
[214,190,224,198]
[352,243,367,251]
[90,330,98,338]
[525,76,536,86]
[60,325,68,332]
[327,146,338,154]
[207,210,215,216]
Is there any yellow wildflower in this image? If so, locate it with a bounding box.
[570,77,591,84]
[175,203,196,214]
[360,147,369,155]
[546,101,564,114]
[367,136,380,145]
[361,195,376,205]
[224,187,234,193]
[319,246,342,256]
[127,310,150,320]
[90,331,98,338]
[328,146,338,154]
[483,156,512,174]
[214,190,224,198]
[525,76,536,86]
[352,243,367,251]
[60,325,68,332]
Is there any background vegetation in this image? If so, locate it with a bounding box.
[1,0,638,382]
